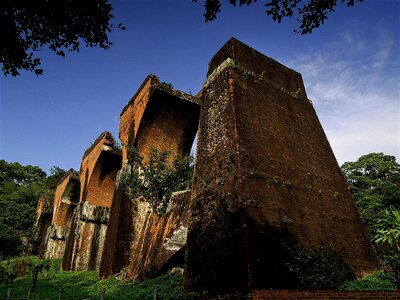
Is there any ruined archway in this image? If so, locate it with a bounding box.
[100,76,199,280]
[62,132,122,271]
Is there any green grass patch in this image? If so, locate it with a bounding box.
[0,258,183,299]
[340,271,398,290]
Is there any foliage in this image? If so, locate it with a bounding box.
[193,0,364,34]
[160,81,175,89]
[285,245,355,289]
[374,207,400,251]
[0,256,56,285]
[341,152,400,288]
[340,271,398,290]
[0,0,125,76]
[121,147,193,213]
[0,258,183,300]
[0,160,69,258]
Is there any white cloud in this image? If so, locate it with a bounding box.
[290,30,400,165]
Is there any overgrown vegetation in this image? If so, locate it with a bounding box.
[0,258,183,300]
[0,160,69,258]
[121,147,193,213]
[341,153,400,287]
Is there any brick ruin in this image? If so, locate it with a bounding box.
[62,132,122,271]
[35,38,378,296]
[99,75,199,280]
[185,38,378,295]
[44,170,80,260]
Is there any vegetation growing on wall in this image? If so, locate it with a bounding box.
[121,147,194,213]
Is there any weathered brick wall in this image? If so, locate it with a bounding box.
[119,75,200,163]
[64,202,110,271]
[119,75,158,162]
[52,171,80,227]
[128,190,191,281]
[185,38,378,296]
[85,151,121,207]
[252,290,400,299]
[79,131,121,206]
[100,76,199,279]
[33,193,53,256]
[41,171,80,259]
[99,172,151,279]
[62,132,121,271]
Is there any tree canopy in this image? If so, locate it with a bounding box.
[0,0,122,76]
[194,0,364,34]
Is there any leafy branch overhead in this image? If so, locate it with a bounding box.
[0,0,125,76]
[193,0,364,34]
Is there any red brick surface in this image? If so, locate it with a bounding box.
[252,290,400,299]
[100,76,199,279]
[185,38,378,296]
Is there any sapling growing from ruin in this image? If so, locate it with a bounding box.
[121,147,193,213]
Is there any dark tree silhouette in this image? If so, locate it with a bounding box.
[193,0,364,34]
[0,0,123,76]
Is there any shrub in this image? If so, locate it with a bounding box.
[285,245,355,289]
[121,147,193,213]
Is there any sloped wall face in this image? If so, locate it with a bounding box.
[128,190,191,282]
[185,39,378,296]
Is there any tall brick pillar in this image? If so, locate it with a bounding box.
[185,38,378,296]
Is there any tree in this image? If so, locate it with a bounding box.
[193,0,364,34]
[0,160,68,258]
[341,152,400,236]
[0,0,124,76]
[341,153,400,287]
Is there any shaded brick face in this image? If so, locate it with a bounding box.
[185,38,378,296]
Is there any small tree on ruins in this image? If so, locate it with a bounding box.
[121,147,194,213]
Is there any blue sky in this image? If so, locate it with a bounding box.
[1,0,399,174]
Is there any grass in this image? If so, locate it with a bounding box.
[0,258,183,300]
